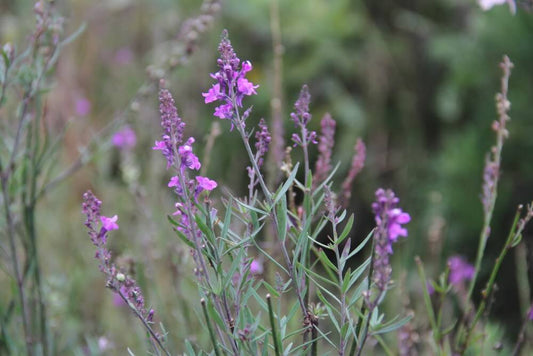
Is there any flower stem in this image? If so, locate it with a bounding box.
[118,291,171,356]
[201,298,222,356]
[267,294,282,356]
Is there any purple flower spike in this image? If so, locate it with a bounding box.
[314,113,336,186]
[153,85,186,169]
[447,256,475,287]
[203,30,258,127]
[290,85,317,148]
[254,118,271,168]
[372,188,410,245]
[290,85,311,127]
[341,139,366,207]
[366,188,410,309]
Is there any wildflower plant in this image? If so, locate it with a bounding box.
[416,56,533,355]
[83,30,416,355]
[0,2,86,354]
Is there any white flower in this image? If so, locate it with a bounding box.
[478,0,516,14]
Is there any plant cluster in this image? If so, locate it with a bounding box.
[2,1,533,355]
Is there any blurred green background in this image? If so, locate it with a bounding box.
[1,0,532,353]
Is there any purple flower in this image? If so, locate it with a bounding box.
[214,103,233,120]
[203,30,258,126]
[168,176,181,188]
[112,126,137,149]
[528,304,533,321]
[152,140,166,151]
[101,215,119,231]
[75,97,91,116]
[387,208,411,242]
[113,286,128,306]
[178,138,201,171]
[203,83,222,103]
[250,259,263,275]
[447,256,475,287]
[196,176,217,191]
[237,77,258,96]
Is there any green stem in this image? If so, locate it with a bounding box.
[353,238,375,356]
[173,150,236,353]
[460,207,522,351]
[267,294,282,356]
[118,291,171,356]
[415,257,440,343]
[235,114,310,327]
[201,298,222,356]
[237,124,272,203]
[0,174,32,356]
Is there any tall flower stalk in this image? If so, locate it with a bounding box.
[203,30,315,347]
[82,191,170,356]
[468,56,513,302]
[357,188,410,356]
[153,83,241,353]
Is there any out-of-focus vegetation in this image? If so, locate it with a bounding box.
[1,0,533,354]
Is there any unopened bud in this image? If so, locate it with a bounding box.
[116,273,125,282]
[2,43,14,61]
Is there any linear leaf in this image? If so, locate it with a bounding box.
[337,214,354,245]
[273,162,300,206]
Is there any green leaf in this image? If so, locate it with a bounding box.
[347,229,373,259]
[276,195,288,242]
[168,215,196,249]
[511,233,522,247]
[312,163,340,198]
[207,299,226,330]
[348,279,368,310]
[235,198,269,216]
[61,23,87,46]
[337,214,354,245]
[222,249,246,290]
[272,162,299,206]
[371,315,412,335]
[261,334,269,356]
[195,214,215,243]
[316,249,338,273]
[221,197,233,240]
[316,289,340,332]
[185,340,196,355]
[262,280,280,298]
[344,257,370,294]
